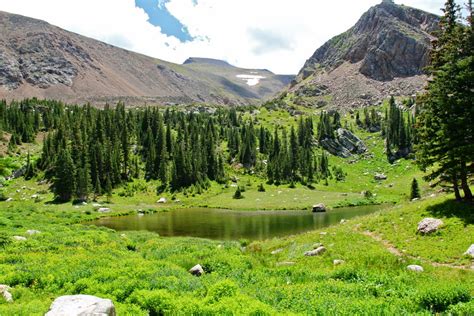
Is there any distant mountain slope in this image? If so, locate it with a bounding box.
[288,0,439,108]
[0,11,293,105]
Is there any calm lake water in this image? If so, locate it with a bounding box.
[90,205,386,240]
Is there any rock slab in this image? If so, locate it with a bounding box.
[45,295,116,316]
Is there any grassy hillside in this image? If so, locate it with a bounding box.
[0,195,472,314]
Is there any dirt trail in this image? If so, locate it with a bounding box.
[359,230,473,271]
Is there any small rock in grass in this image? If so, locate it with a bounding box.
[407,265,423,272]
[374,173,387,180]
[340,219,347,224]
[464,244,474,258]
[13,236,26,241]
[0,285,13,303]
[333,259,345,266]
[319,232,328,236]
[26,230,40,235]
[189,264,204,276]
[5,198,13,202]
[305,246,326,257]
[417,218,443,234]
[157,197,167,204]
[45,295,116,316]
[312,243,323,249]
[97,208,111,213]
[271,248,283,255]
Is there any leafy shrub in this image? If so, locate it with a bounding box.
[0,232,11,248]
[257,183,266,192]
[416,285,471,312]
[446,300,474,315]
[206,280,238,303]
[128,289,174,314]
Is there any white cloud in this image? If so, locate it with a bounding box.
[0,0,448,74]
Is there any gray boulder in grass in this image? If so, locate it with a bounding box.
[45,295,116,316]
[417,218,443,234]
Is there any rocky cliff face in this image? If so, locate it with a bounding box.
[0,11,293,105]
[291,0,439,108]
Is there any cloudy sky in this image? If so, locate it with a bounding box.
[1,0,449,74]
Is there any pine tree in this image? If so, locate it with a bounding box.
[410,178,421,200]
[416,0,473,201]
[53,148,75,202]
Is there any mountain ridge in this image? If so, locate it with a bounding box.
[0,10,293,106]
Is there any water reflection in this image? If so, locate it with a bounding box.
[90,205,384,240]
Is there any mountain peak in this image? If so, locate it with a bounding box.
[296,1,439,82]
[289,2,439,109]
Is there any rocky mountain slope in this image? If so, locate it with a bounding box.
[288,0,439,108]
[0,11,292,106]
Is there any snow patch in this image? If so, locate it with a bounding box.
[236,74,266,86]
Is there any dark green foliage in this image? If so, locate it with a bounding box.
[416,0,474,201]
[1,99,348,199]
[52,148,75,202]
[0,232,10,248]
[383,97,415,163]
[233,187,243,199]
[410,178,421,200]
[416,286,471,313]
[257,183,265,192]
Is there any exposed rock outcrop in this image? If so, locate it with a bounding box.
[320,128,367,158]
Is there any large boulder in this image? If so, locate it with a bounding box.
[417,218,443,234]
[312,203,326,213]
[189,264,204,276]
[0,285,13,303]
[45,295,116,316]
[304,246,327,257]
[464,244,474,258]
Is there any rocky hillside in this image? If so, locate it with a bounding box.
[0,11,293,106]
[289,0,439,108]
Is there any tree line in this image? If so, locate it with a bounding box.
[0,101,341,202]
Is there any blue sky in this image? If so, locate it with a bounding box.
[135,0,193,42]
